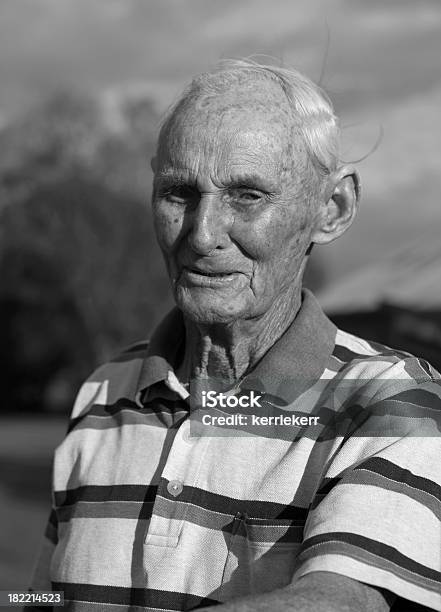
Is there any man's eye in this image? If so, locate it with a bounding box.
[163,185,197,204]
[230,189,264,204]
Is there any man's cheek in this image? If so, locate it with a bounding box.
[154,209,183,251]
[248,264,275,301]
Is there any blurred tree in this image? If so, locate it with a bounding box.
[0,90,172,415]
[0,176,172,414]
[0,89,158,205]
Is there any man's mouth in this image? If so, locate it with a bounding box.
[190,270,231,277]
[180,266,240,287]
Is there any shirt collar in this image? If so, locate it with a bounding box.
[137,289,336,405]
[137,306,186,391]
[240,289,336,403]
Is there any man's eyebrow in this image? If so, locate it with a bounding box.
[154,170,282,194]
[228,174,281,193]
[155,168,194,183]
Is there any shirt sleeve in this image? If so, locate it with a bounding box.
[28,373,107,592]
[29,508,58,591]
[294,369,441,611]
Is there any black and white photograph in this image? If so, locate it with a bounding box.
[0,1,440,611]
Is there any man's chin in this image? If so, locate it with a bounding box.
[174,289,244,325]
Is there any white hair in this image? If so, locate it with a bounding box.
[159,58,340,178]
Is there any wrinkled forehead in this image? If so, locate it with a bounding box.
[156,78,308,179]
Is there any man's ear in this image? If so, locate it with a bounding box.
[311,164,361,245]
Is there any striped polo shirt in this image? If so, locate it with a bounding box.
[30,290,441,611]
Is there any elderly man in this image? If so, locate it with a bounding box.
[31,60,441,611]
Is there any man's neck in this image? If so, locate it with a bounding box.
[177,286,303,389]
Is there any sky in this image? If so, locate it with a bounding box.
[0,0,440,283]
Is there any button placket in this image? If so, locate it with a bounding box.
[145,419,211,547]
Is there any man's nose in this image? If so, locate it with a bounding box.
[187,195,232,255]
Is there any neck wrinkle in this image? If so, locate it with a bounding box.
[177,285,303,389]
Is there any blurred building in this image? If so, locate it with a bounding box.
[318,234,441,371]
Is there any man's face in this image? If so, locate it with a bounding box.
[152,87,320,325]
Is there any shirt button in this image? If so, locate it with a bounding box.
[167,480,183,497]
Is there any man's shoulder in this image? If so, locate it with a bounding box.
[323,328,441,459]
[85,339,151,385]
[69,339,151,421]
[330,326,441,382]
[110,339,151,361]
